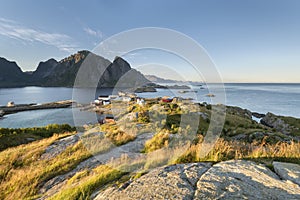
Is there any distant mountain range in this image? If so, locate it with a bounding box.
[145,75,203,85]
[0,51,149,88]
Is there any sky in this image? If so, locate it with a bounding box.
[0,0,300,83]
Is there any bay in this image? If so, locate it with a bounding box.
[0,84,299,128]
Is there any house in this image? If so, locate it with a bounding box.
[7,101,15,107]
[97,95,111,105]
[136,98,145,106]
[161,96,173,103]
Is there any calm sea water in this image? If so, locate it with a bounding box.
[0,84,299,128]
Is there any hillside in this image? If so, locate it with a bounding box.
[0,99,299,199]
[0,51,149,88]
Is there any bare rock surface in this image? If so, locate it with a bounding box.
[96,160,300,200]
[195,160,300,200]
[40,134,80,160]
[273,161,300,186]
[96,163,212,200]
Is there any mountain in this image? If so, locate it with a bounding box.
[0,57,29,87]
[0,51,149,88]
[145,74,203,85]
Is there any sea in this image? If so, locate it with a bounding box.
[0,83,299,128]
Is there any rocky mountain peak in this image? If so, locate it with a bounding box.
[0,57,27,87]
[59,50,90,65]
[0,57,23,74]
[0,51,149,88]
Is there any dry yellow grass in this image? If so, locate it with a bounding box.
[176,136,300,164]
[0,129,299,200]
[0,132,92,200]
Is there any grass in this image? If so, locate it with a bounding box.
[0,132,92,200]
[80,128,115,155]
[49,165,125,200]
[0,124,75,151]
[143,131,169,153]
[279,115,300,136]
[175,135,300,164]
[100,123,136,146]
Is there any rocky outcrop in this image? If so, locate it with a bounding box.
[273,161,300,186]
[96,163,212,200]
[261,112,291,134]
[226,106,252,120]
[194,160,300,200]
[252,112,265,118]
[96,160,300,200]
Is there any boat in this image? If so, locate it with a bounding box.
[178,90,188,93]
[179,90,198,93]
[206,93,216,97]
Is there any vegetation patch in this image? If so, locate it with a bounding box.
[49,165,125,200]
[0,124,75,151]
[0,133,91,200]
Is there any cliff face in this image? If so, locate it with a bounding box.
[0,51,148,88]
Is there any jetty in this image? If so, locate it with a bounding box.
[0,100,75,116]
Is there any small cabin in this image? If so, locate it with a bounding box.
[7,101,15,107]
[136,98,145,106]
[161,96,173,103]
[98,95,110,101]
[103,114,115,124]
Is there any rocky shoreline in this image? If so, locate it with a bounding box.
[0,100,75,116]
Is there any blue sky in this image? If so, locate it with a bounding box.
[0,0,300,82]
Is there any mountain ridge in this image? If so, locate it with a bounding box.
[0,51,149,88]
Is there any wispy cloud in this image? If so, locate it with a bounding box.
[83,27,103,39]
[0,17,78,53]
